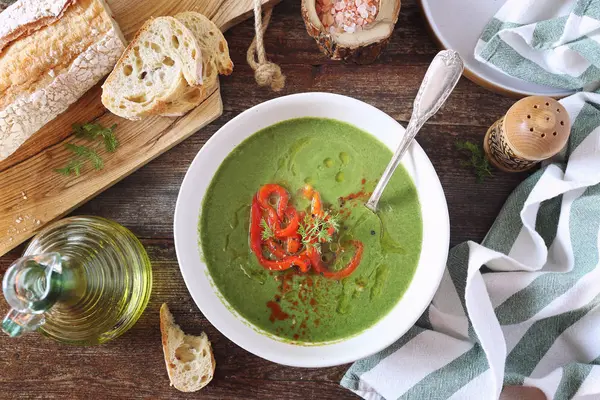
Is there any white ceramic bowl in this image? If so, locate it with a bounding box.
[419,0,573,97]
[174,93,449,367]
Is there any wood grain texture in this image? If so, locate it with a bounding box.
[0,0,279,257]
[503,96,570,159]
[0,1,538,399]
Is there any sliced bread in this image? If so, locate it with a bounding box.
[101,16,203,120]
[175,11,233,83]
[159,303,216,393]
[159,11,233,117]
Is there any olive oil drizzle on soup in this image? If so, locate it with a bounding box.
[200,118,422,342]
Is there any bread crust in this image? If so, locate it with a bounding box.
[160,84,215,117]
[0,0,75,53]
[0,0,126,161]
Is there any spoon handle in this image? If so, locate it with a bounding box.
[366,50,464,212]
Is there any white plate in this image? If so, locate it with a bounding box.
[419,0,574,97]
[174,93,450,367]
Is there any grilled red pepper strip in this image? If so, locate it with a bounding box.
[251,196,310,272]
[257,184,298,238]
[250,196,265,256]
[311,191,324,217]
[286,234,301,254]
[308,240,364,280]
[257,184,289,217]
[302,184,314,199]
[275,207,299,238]
[282,255,310,273]
[261,255,309,272]
[265,239,286,259]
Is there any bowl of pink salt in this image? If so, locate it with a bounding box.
[301,0,401,63]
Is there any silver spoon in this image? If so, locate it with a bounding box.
[365,50,464,212]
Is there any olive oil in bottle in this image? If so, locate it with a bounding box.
[2,216,152,345]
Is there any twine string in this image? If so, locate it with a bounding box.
[247,0,285,91]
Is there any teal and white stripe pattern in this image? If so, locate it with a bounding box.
[474,0,600,91]
[342,92,600,399]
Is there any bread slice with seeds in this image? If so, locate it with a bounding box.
[160,303,216,393]
[159,11,233,117]
[101,16,203,120]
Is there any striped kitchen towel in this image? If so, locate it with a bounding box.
[474,0,600,91]
[341,91,600,399]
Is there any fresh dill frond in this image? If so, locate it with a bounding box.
[74,122,119,153]
[260,219,275,240]
[73,123,101,140]
[297,211,340,252]
[302,239,322,254]
[455,140,494,183]
[303,213,312,226]
[298,223,318,252]
[55,159,84,177]
[327,212,340,231]
[317,229,331,242]
[297,222,306,237]
[64,144,104,170]
[102,128,119,153]
[56,122,119,177]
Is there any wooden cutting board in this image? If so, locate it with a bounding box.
[0,0,279,257]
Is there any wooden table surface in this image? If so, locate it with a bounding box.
[0,1,534,399]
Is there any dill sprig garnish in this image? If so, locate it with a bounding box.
[65,144,104,170]
[261,219,275,240]
[455,140,493,183]
[55,123,119,177]
[73,123,119,152]
[298,211,340,253]
[55,159,84,177]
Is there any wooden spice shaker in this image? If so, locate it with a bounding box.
[483,96,571,172]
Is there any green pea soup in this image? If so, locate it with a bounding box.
[199,117,422,342]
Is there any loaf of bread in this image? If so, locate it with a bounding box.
[0,0,126,162]
[101,16,204,119]
[160,304,216,392]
